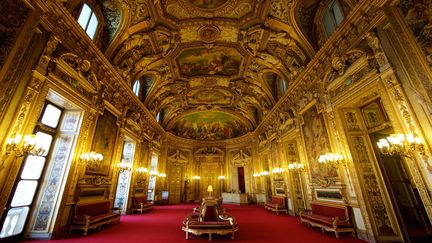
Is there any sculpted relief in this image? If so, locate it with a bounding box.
[398,0,432,68]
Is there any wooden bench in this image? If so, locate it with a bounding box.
[300,201,355,238]
[69,200,120,235]
[131,194,154,214]
[264,195,288,214]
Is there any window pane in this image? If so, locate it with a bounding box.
[86,13,98,39]
[36,132,53,156]
[21,156,46,180]
[11,181,38,207]
[77,4,91,30]
[332,1,344,26]
[133,81,140,96]
[41,104,62,128]
[323,11,335,37]
[0,207,29,238]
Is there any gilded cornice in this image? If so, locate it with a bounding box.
[255,0,386,136]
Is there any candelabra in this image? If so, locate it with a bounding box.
[5,134,45,157]
[288,162,306,173]
[79,152,103,170]
[377,134,424,157]
[117,160,132,173]
[318,153,344,167]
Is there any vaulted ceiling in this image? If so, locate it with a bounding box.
[103,0,317,140]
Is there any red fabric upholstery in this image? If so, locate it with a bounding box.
[299,202,355,238]
[76,201,111,217]
[310,203,347,219]
[133,195,148,205]
[70,200,120,235]
[182,197,238,240]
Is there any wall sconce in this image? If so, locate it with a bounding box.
[149,171,159,176]
[158,173,167,178]
[253,171,270,177]
[192,175,201,180]
[117,160,132,173]
[80,152,103,170]
[272,167,285,173]
[5,134,45,157]
[217,175,226,180]
[136,167,148,174]
[318,153,344,167]
[377,133,424,157]
[288,162,305,172]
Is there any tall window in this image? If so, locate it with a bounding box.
[132,80,141,97]
[77,3,99,39]
[323,0,344,37]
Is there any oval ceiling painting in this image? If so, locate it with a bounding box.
[188,0,229,9]
[177,47,242,77]
[169,111,248,140]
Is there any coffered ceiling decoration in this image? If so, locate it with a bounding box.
[105,0,316,140]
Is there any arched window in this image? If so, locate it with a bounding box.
[322,0,344,37]
[132,80,140,96]
[156,112,161,123]
[77,3,99,39]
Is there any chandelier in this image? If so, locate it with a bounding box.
[377,134,424,157]
[117,160,132,172]
[288,162,305,172]
[5,134,45,157]
[80,152,103,170]
[318,153,344,167]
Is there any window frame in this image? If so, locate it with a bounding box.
[77,3,99,40]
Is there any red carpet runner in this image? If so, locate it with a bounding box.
[22,204,366,243]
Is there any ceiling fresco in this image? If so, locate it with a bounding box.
[188,0,229,9]
[168,111,250,140]
[177,47,242,76]
[105,0,316,140]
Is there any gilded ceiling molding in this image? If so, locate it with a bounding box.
[34,0,166,137]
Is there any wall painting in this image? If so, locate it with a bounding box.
[87,110,118,176]
[301,105,337,183]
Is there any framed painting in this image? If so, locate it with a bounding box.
[361,99,387,129]
[87,110,119,176]
[301,105,337,182]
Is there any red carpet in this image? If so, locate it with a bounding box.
[22,204,366,243]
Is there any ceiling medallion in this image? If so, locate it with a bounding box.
[187,0,230,9]
[198,25,221,43]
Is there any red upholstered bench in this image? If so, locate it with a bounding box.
[264,195,287,214]
[69,200,120,235]
[131,194,154,214]
[300,201,355,238]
